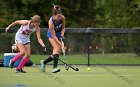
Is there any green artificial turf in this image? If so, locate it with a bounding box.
[0,65,140,87]
[0,53,140,64]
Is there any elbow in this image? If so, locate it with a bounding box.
[13,21,19,25]
[14,21,18,24]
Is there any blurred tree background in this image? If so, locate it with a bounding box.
[0,0,140,28]
[0,0,140,54]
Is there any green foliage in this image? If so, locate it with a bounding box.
[0,33,15,53]
[131,33,140,56]
[94,0,140,28]
[0,0,140,28]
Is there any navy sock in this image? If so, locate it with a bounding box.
[53,54,59,68]
[43,56,53,64]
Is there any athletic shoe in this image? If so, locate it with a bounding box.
[52,67,60,73]
[9,59,15,68]
[16,68,26,73]
[40,60,45,72]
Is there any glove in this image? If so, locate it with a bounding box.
[43,46,48,52]
[59,36,65,41]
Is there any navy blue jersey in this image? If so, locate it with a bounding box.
[52,16,62,32]
[47,16,63,38]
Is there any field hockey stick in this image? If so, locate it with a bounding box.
[60,39,69,71]
[46,51,79,71]
[58,58,79,71]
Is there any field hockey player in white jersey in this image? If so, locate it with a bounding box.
[5,15,47,73]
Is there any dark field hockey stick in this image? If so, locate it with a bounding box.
[58,58,79,71]
[46,51,79,71]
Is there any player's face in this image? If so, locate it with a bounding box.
[56,14,62,20]
[30,22,40,28]
[34,21,40,27]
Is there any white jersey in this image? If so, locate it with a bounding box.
[15,22,37,45]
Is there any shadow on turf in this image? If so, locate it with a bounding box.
[92,59,134,85]
[100,65,134,85]
[32,65,66,85]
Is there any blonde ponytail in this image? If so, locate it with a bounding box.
[31,15,41,23]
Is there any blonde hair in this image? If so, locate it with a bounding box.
[31,15,41,23]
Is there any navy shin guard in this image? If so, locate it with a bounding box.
[52,54,59,68]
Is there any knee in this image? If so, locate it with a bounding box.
[20,50,26,55]
[24,53,30,58]
[24,55,30,58]
[51,54,59,59]
[54,46,61,51]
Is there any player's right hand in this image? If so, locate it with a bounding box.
[43,46,48,52]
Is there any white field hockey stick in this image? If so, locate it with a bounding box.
[60,39,69,71]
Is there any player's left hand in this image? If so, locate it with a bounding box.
[61,45,65,53]
[59,36,65,41]
[43,46,48,52]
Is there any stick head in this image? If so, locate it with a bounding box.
[66,68,69,71]
[75,68,79,71]
[65,66,69,71]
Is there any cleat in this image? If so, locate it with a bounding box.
[52,68,60,73]
[9,59,15,68]
[16,68,26,73]
[40,60,45,72]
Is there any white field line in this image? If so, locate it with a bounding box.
[0,74,99,77]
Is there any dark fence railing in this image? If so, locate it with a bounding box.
[0,28,140,33]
